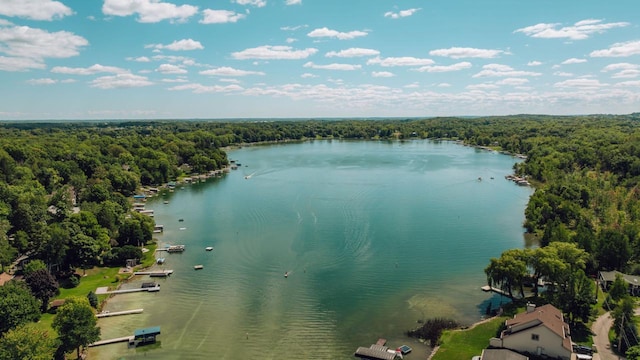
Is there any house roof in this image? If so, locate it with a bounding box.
[0,272,13,286]
[504,304,572,352]
[599,270,640,287]
[354,346,396,360]
[134,326,161,337]
[481,348,529,360]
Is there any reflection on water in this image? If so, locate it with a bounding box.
[91,140,532,359]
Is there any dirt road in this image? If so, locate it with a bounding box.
[591,311,621,360]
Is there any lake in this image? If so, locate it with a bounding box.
[92,140,533,359]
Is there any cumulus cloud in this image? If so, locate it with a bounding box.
[325,48,379,58]
[590,40,640,57]
[527,61,542,66]
[90,73,154,89]
[200,67,265,76]
[0,25,88,71]
[147,39,203,51]
[127,56,151,62]
[156,63,187,74]
[372,71,394,78]
[200,9,246,24]
[102,0,198,23]
[496,78,529,86]
[307,27,367,40]
[27,78,57,85]
[416,62,472,72]
[51,64,128,75]
[303,62,361,70]
[285,0,301,5]
[0,0,73,21]
[561,58,587,65]
[473,64,542,78]
[601,63,640,79]
[615,80,640,87]
[232,45,317,60]
[235,0,266,7]
[553,78,606,88]
[384,8,420,19]
[514,19,629,40]
[429,47,503,59]
[553,71,574,77]
[301,73,317,78]
[169,83,243,93]
[366,56,434,67]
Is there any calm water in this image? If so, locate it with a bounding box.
[93,140,533,359]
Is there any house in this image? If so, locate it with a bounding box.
[489,303,573,360]
[599,270,640,296]
[480,348,529,360]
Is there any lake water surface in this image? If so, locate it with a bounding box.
[93,140,533,359]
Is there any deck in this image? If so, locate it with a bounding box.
[88,336,134,347]
[134,270,173,277]
[95,286,160,295]
[96,309,144,318]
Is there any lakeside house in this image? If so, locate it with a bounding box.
[599,270,640,296]
[479,348,529,360]
[489,303,573,360]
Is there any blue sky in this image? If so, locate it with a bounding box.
[0,0,639,120]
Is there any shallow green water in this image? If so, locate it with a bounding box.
[93,140,533,359]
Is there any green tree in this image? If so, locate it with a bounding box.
[0,281,40,335]
[609,273,629,301]
[598,229,632,271]
[52,297,100,359]
[22,259,46,277]
[613,296,638,353]
[626,345,640,360]
[0,323,58,360]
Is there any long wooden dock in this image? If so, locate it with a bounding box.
[88,335,134,347]
[95,286,160,295]
[481,285,512,298]
[97,308,144,318]
[134,270,173,277]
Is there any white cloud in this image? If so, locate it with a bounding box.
[602,63,639,72]
[90,73,154,89]
[404,82,420,88]
[372,71,394,78]
[303,62,361,70]
[286,38,296,44]
[147,39,203,51]
[0,0,73,21]
[0,55,44,71]
[0,25,87,71]
[473,64,542,78]
[232,45,317,60]
[326,48,379,58]
[285,0,301,5]
[610,69,640,79]
[307,27,367,40]
[51,64,128,75]
[496,78,529,86]
[466,83,499,90]
[102,0,198,23]
[366,56,434,67]
[156,63,187,74]
[281,25,307,31]
[200,9,246,24]
[553,71,573,77]
[416,62,472,73]
[590,40,640,57]
[235,0,266,7]
[553,78,606,88]
[301,73,317,78]
[527,61,542,66]
[561,58,587,65]
[514,19,629,40]
[168,83,243,93]
[384,8,420,19]
[27,78,57,85]
[127,56,151,62]
[615,80,640,87]
[200,67,265,76]
[429,47,503,59]
[160,77,188,83]
[152,54,191,63]
[436,83,450,88]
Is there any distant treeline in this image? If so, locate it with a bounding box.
[2,113,640,279]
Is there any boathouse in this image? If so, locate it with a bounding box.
[133,326,161,345]
[354,344,399,360]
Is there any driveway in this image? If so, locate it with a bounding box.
[591,311,622,360]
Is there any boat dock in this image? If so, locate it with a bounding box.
[134,270,173,277]
[481,285,512,297]
[95,286,160,295]
[88,335,134,347]
[96,309,144,318]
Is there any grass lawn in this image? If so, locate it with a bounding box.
[431,317,506,360]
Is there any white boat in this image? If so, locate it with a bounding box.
[205,247,213,251]
[284,272,289,278]
[194,265,203,270]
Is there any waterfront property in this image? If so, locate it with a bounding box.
[479,348,529,360]
[489,303,572,360]
[598,270,640,296]
[133,326,161,346]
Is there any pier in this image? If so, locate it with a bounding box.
[481,285,513,298]
[134,269,173,277]
[88,336,134,347]
[95,286,160,295]
[96,308,144,318]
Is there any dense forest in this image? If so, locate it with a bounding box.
[2,114,640,357]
